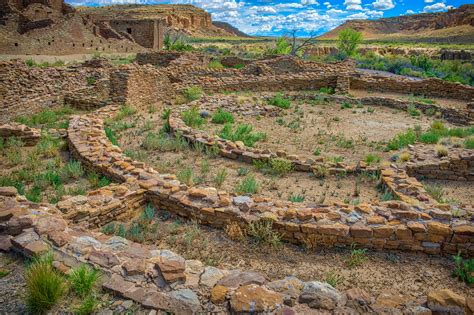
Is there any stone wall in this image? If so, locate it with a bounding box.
[136,51,211,67]
[64,79,111,110]
[351,73,474,101]
[406,145,474,181]
[0,123,41,146]
[65,105,474,256]
[109,64,175,110]
[0,60,109,123]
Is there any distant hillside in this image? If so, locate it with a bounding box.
[213,21,249,37]
[319,4,474,44]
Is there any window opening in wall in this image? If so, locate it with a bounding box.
[14,43,18,47]
[126,27,132,34]
[48,42,51,45]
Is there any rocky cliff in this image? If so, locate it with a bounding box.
[78,4,237,37]
[320,4,474,43]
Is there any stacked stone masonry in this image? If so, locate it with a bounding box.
[65,105,473,256]
[0,123,41,146]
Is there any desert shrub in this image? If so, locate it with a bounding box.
[237,167,249,176]
[340,102,353,109]
[219,123,266,147]
[313,165,329,178]
[161,108,172,132]
[26,185,42,202]
[269,158,293,175]
[268,93,291,109]
[101,222,116,235]
[318,87,335,94]
[214,168,227,188]
[364,154,380,165]
[289,193,305,203]
[325,271,344,288]
[182,106,206,128]
[398,151,411,162]
[267,37,291,55]
[465,137,474,149]
[69,264,100,298]
[25,253,67,314]
[407,105,421,117]
[61,160,84,180]
[141,204,156,222]
[208,60,224,69]
[436,145,448,157]
[164,34,193,51]
[177,167,194,186]
[346,244,368,268]
[104,127,118,146]
[424,184,444,203]
[86,76,96,86]
[143,131,188,152]
[183,86,203,102]
[452,252,474,284]
[236,175,259,195]
[419,132,440,144]
[337,28,362,57]
[126,222,145,243]
[380,188,395,202]
[211,109,234,124]
[247,220,282,248]
[73,295,99,315]
[16,106,74,129]
[386,129,416,151]
[114,105,136,121]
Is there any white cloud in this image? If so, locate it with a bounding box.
[327,8,346,15]
[323,1,332,8]
[372,0,395,10]
[301,0,319,5]
[405,9,415,14]
[344,0,363,11]
[423,2,453,12]
[424,0,434,3]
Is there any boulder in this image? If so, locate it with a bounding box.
[217,270,266,289]
[230,284,284,313]
[427,289,466,314]
[200,266,227,287]
[298,281,346,310]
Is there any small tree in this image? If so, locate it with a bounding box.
[268,30,318,57]
[337,28,362,57]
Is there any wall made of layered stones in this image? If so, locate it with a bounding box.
[109,64,175,110]
[0,60,109,123]
[351,73,474,101]
[65,106,474,257]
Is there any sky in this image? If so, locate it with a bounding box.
[67,0,471,36]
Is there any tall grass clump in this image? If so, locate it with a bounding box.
[211,109,234,124]
[105,127,118,146]
[236,175,259,195]
[25,253,67,314]
[182,106,206,128]
[386,129,416,151]
[219,124,266,147]
[68,264,100,298]
[183,86,203,102]
[267,93,291,109]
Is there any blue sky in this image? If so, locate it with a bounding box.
[68,0,471,36]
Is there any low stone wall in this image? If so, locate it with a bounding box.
[351,73,474,101]
[406,145,474,181]
[64,79,110,110]
[3,188,471,314]
[136,51,211,67]
[0,123,41,146]
[291,93,473,126]
[65,106,473,256]
[0,60,109,123]
[109,64,175,110]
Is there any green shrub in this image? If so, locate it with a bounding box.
[214,168,227,188]
[380,188,395,202]
[247,220,282,248]
[15,106,74,129]
[140,204,156,222]
[346,244,367,268]
[289,193,305,203]
[386,129,417,151]
[268,93,291,109]
[177,167,194,186]
[114,105,136,121]
[424,184,444,203]
[101,222,116,235]
[143,132,188,152]
[26,186,42,202]
[73,295,99,315]
[211,109,234,124]
[452,252,474,284]
[86,76,96,86]
[325,271,344,287]
[364,154,380,165]
[337,28,362,57]
[25,253,67,314]
[183,86,203,102]
[236,175,259,195]
[407,105,421,117]
[219,124,266,147]
[237,167,249,176]
[419,132,440,144]
[182,107,206,128]
[208,60,224,69]
[69,264,100,298]
[61,161,84,180]
[269,158,293,176]
[465,137,474,149]
[105,127,118,146]
[340,102,353,109]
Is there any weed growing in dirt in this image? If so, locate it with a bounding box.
[435,145,448,157]
[268,93,291,109]
[424,184,445,203]
[102,222,116,235]
[219,123,266,147]
[236,175,259,195]
[289,193,305,203]
[61,160,84,180]
[25,252,67,314]
[325,271,344,287]
[114,104,136,121]
[69,264,100,298]
[270,158,293,175]
[177,167,194,186]
[465,137,474,149]
[184,86,203,102]
[211,109,234,124]
[364,154,381,165]
[182,106,206,128]
[0,269,10,278]
[318,87,335,94]
[214,168,227,188]
[340,102,353,109]
[452,252,474,285]
[143,132,188,152]
[208,60,224,69]
[346,245,368,268]
[380,188,396,202]
[73,295,99,315]
[105,126,119,146]
[386,129,417,151]
[247,220,282,248]
[237,167,249,176]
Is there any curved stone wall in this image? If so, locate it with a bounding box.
[66,105,473,256]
